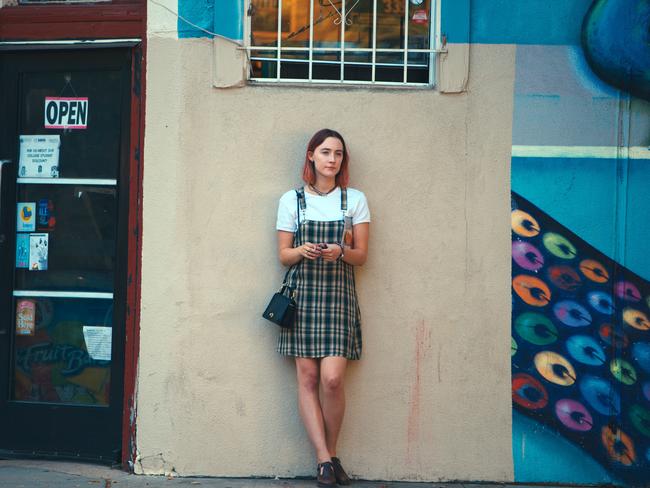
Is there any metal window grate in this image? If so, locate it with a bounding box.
[247,0,438,86]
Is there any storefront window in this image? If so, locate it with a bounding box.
[249,0,436,85]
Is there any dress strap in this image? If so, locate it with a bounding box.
[296,187,307,210]
[340,187,348,212]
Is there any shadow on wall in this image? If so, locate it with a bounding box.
[511,192,650,486]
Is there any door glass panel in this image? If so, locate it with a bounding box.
[13,297,113,406]
[20,70,123,179]
[14,184,117,292]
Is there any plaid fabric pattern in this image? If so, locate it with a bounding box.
[277,188,362,359]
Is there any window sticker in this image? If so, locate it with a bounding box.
[16,300,36,336]
[16,233,29,269]
[44,97,88,130]
[412,10,428,24]
[16,202,36,232]
[29,233,48,271]
[19,135,60,178]
[37,199,56,231]
[82,326,112,361]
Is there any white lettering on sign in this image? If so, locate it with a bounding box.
[44,97,89,129]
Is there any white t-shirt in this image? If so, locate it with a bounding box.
[276,187,371,232]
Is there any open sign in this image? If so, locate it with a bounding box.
[44,97,88,129]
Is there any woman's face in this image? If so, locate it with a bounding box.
[309,136,344,181]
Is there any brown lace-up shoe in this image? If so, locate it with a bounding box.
[317,461,336,487]
[331,457,351,485]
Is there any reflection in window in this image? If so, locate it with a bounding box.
[249,0,436,85]
[13,298,113,406]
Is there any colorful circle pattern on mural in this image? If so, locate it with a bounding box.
[511,192,650,482]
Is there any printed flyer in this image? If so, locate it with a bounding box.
[29,233,48,271]
[18,135,60,178]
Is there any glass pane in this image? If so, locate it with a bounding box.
[377,0,406,48]
[344,0,373,49]
[376,52,404,82]
[344,63,372,82]
[15,184,117,292]
[313,51,341,80]
[21,70,123,179]
[282,0,311,47]
[344,50,371,63]
[407,51,430,83]
[280,64,310,79]
[251,0,279,47]
[313,0,342,48]
[407,0,431,50]
[250,50,278,79]
[13,297,113,406]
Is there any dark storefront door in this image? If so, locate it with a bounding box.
[0,48,131,463]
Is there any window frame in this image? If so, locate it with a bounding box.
[244,0,442,87]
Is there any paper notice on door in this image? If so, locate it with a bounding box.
[16,300,36,336]
[29,233,48,271]
[18,135,60,178]
[82,326,112,361]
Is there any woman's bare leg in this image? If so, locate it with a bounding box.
[295,358,331,463]
[320,356,347,457]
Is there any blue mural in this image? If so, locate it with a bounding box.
[582,0,650,101]
[512,192,650,485]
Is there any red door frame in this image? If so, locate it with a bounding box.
[0,1,146,470]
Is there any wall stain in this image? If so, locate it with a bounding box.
[406,320,432,466]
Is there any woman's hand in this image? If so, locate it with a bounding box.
[300,242,322,260]
[320,243,343,262]
[279,232,326,266]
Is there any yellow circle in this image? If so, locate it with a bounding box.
[512,210,540,237]
[623,308,650,331]
[534,351,576,386]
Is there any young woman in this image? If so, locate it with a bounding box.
[276,129,370,486]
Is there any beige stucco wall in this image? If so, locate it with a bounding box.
[136,37,516,481]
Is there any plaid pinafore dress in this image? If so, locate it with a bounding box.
[277,187,362,359]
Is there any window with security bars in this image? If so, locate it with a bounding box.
[248,0,437,85]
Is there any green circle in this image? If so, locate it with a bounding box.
[610,359,637,385]
[511,337,518,356]
[543,232,577,260]
[629,404,650,438]
[515,312,559,346]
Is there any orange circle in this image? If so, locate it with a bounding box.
[512,210,540,237]
[513,275,551,306]
[601,426,636,466]
[579,259,609,283]
[622,308,650,331]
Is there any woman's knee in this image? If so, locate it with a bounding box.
[296,360,319,391]
[321,372,344,392]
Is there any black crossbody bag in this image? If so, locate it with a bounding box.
[262,190,303,328]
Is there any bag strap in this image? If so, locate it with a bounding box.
[280,188,305,291]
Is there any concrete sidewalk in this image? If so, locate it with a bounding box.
[0,460,584,488]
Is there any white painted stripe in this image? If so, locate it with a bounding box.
[512,145,650,159]
[17,178,117,186]
[13,290,113,299]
